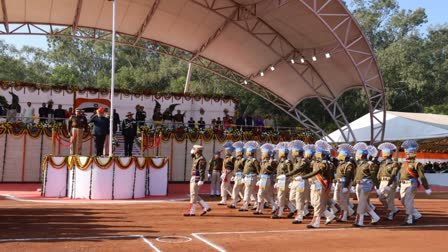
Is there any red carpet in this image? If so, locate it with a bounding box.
[0,183,446,202]
[0,183,211,201]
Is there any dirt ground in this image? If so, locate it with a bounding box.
[1,192,448,252]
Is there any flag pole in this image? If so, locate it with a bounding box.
[109,0,116,157]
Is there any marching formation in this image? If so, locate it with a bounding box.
[184,139,432,227]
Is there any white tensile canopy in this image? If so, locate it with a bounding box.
[325,111,448,143]
[0,0,386,142]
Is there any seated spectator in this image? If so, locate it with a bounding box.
[54,104,66,125]
[236,115,244,130]
[22,102,35,125]
[198,117,206,130]
[244,115,253,131]
[211,118,217,130]
[38,103,48,123]
[254,116,264,131]
[66,107,73,119]
[216,117,222,129]
[173,110,185,128]
[6,104,17,123]
[47,102,54,123]
[263,115,274,132]
[188,117,195,129]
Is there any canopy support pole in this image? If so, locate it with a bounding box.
[184,62,193,94]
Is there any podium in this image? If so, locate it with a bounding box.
[41,156,169,199]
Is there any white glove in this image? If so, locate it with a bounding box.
[277,175,286,180]
[342,187,349,193]
[273,183,278,188]
[256,181,260,186]
[294,176,302,181]
[230,176,235,181]
[288,182,293,189]
[190,149,195,154]
[425,189,432,195]
[197,181,204,186]
[220,174,226,180]
[207,173,211,179]
[396,186,400,193]
[376,189,381,196]
[350,186,355,194]
[383,185,391,192]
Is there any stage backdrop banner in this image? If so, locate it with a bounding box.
[43,156,168,199]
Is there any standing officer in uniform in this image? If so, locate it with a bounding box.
[286,144,315,224]
[367,145,380,212]
[295,140,332,228]
[287,140,306,218]
[333,144,355,223]
[377,142,400,221]
[288,143,314,224]
[399,140,432,225]
[90,107,110,156]
[121,112,137,157]
[272,142,296,219]
[228,141,246,209]
[208,151,223,197]
[184,145,212,216]
[218,141,235,205]
[254,143,277,215]
[68,108,88,155]
[352,142,381,227]
[239,141,260,211]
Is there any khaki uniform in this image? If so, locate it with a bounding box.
[303,160,331,216]
[399,160,429,215]
[256,159,277,213]
[208,157,223,196]
[378,160,400,213]
[220,155,235,202]
[190,155,207,204]
[241,157,260,210]
[67,115,88,155]
[229,157,245,206]
[287,158,312,220]
[333,162,354,213]
[276,159,293,210]
[354,161,376,214]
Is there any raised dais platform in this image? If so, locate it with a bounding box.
[41,156,168,199]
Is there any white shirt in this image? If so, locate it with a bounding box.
[23,106,35,118]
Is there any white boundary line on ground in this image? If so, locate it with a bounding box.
[0,234,162,252]
[0,194,188,204]
[140,236,162,252]
[191,233,226,252]
[191,224,448,251]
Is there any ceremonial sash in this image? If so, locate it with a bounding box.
[404,162,420,188]
[316,174,329,192]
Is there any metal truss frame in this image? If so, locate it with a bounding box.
[0,22,331,140]
[0,0,386,143]
[299,0,387,143]
[191,0,358,143]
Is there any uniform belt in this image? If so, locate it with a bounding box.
[334,179,345,183]
[381,177,391,181]
[212,169,221,172]
[400,180,412,184]
[355,179,370,184]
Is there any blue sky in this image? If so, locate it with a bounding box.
[0,0,447,51]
